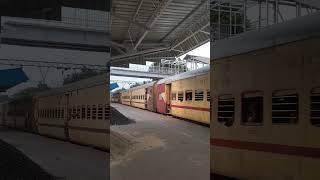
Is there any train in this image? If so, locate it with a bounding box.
[0,97,36,132]
[0,74,110,151]
[210,12,320,179]
[118,66,210,124]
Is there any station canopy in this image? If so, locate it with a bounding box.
[0,68,29,92]
[111,0,210,66]
[110,82,119,90]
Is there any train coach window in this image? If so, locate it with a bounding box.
[77,106,80,119]
[311,88,320,126]
[57,109,60,119]
[81,106,86,120]
[87,106,91,120]
[195,90,204,101]
[98,105,103,120]
[56,109,58,119]
[242,91,264,125]
[218,95,235,127]
[104,104,109,121]
[92,105,97,120]
[272,90,298,124]
[72,107,76,119]
[185,90,193,101]
[172,92,177,101]
[61,109,64,119]
[207,91,211,102]
[178,92,183,101]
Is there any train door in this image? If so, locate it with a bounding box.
[31,99,38,133]
[147,86,154,111]
[156,83,167,114]
[165,84,172,114]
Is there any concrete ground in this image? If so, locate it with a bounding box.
[111,103,209,180]
[0,127,109,180]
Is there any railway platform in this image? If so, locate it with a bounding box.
[0,127,108,180]
[111,103,209,180]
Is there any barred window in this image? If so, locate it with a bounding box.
[68,108,72,119]
[98,104,103,120]
[242,91,264,125]
[272,90,298,124]
[61,109,64,119]
[57,109,60,119]
[311,88,320,126]
[50,109,53,118]
[185,90,193,101]
[207,91,211,101]
[92,105,97,119]
[104,104,110,121]
[178,91,183,101]
[72,107,76,119]
[87,105,91,120]
[77,106,80,119]
[218,95,235,127]
[81,106,86,120]
[172,92,177,101]
[195,90,204,101]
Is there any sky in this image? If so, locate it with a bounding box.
[179,42,210,59]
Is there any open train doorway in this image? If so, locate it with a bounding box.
[165,83,172,114]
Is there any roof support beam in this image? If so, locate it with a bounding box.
[125,0,144,38]
[160,0,208,42]
[171,22,210,50]
[112,13,150,31]
[112,47,170,62]
[133,0,173,50]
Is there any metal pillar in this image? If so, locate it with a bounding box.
[266,0,269,26]
[258,0,262,29]
[243,0,247,32]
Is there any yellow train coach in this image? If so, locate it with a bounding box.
[119,67,210,125]
[168,67,210,124]
[35,74,110,150]
[211,12,320,180]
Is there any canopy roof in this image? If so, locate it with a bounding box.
[0,68,29,92]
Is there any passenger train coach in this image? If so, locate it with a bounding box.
[211,12,320,179]
[0,74,110,151]
[119,66,210,124]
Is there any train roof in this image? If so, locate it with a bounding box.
[157,66,210,84]
[120,67,209,93]
[212,12,320,60]
[36,74,108,98]
[123,82,155,92]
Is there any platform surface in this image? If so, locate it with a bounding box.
[0,127,109,180]
[111,103,209,180]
